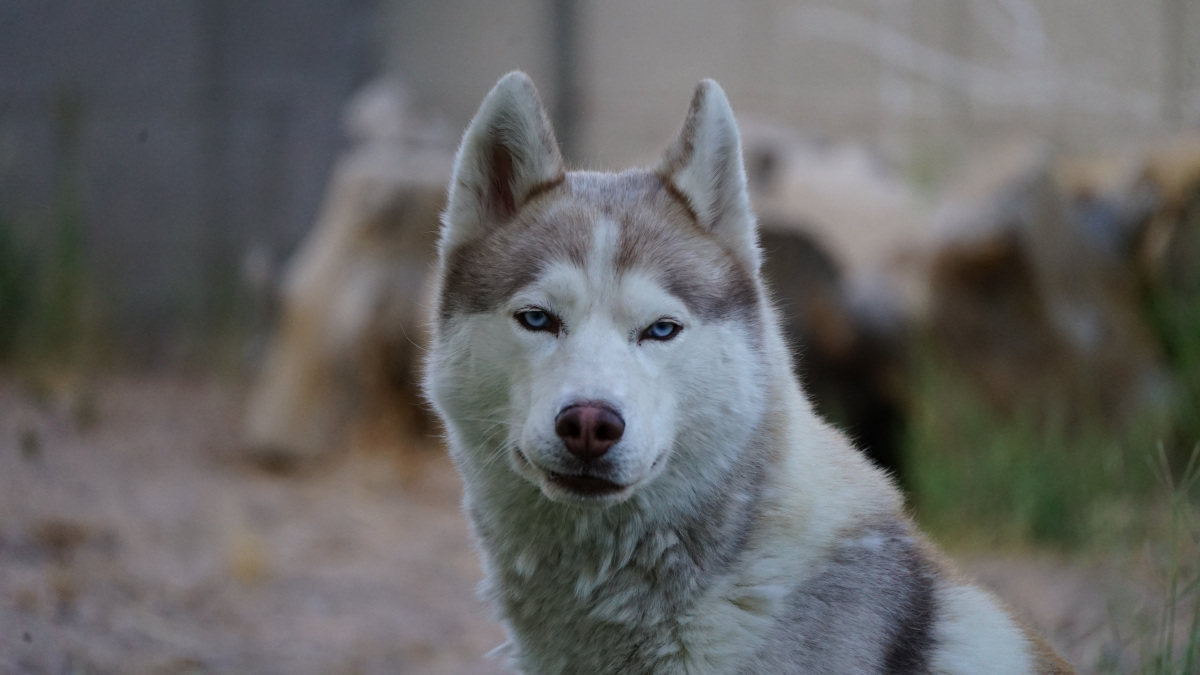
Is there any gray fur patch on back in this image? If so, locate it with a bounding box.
[747,518,938,674]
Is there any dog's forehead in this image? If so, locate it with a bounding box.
[439,169,758,323]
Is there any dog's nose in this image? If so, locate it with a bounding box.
[555,403,624,461]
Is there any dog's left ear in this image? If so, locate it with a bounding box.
[656,80,760,269]
[442,72,565,251]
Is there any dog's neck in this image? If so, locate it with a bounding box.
[454,387,785,672]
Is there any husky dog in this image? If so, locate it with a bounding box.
[424,72,1073,675]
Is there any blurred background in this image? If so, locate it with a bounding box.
[1,1,1198,673]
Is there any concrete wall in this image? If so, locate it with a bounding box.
[0,0,377,341]
[384,0,557,138]
[2,0,1197,346]
[386,0,1200,168]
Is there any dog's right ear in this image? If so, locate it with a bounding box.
[442,72,565,250]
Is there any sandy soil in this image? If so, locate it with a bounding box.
[0,374,1175,673]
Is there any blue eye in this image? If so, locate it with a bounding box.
[516,309,561,334]
[641,320,681,342]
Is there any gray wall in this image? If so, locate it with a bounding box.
[3,0,1198,349]
[0,0,377,342]
[386,0,1200,168]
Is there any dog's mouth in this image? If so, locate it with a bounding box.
[514,449,629,499]
[544,470,626,496]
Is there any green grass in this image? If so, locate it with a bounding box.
[0,203,109,371]
[1099,444,1200,675]
[0,216,35,360]
[904,192,1200,550]
[902,346,1163,549]
[901,210,1200,669]
[1142,198,1200,471]
[903,344,1199,670]
[1141,444,1200,674]
[0,90,112,372]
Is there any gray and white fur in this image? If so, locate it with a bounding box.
[424,71,1073,675]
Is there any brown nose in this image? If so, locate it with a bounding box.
[555,403,625,461]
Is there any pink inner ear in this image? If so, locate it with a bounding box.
[445,73,566,246]
[654,80,750,237]
[485,133,519,221]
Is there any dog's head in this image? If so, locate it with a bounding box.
[427,73,771,505]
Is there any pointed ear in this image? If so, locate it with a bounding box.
[656,80,759,269]
[442,72,565,249]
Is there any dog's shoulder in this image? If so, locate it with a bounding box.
[740,409,1069,674]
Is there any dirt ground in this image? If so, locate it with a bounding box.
[0,375,1173,673]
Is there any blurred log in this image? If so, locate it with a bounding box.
[1128,136,1200,294]
[927,142,1170,423]
[241,145,449,466]
[742,123,931,313]
[759,223,909,477]
[743,124,918,476]
[242,78,452,466]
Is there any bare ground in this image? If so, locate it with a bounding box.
[0,375,1174,673]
